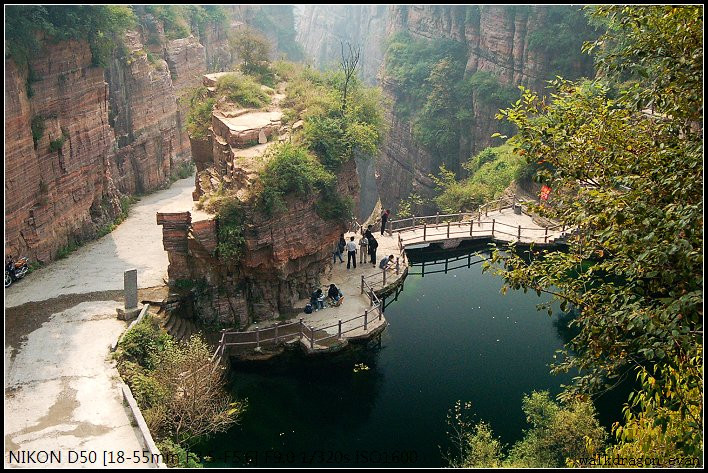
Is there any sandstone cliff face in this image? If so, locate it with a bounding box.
[5,41,121,262]
[296,5,594,214]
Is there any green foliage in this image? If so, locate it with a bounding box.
[432,143,526,213]
[215,198,246,264]
[215,73,271,108]
[446,393,606,468]
[184,87,215,139]
[143,5,189,40]
[468,71,520,109]
[169,160,195,183]
[31,115,45,149]
[258,143,335,216]
[396,192,425,219]
[492,5,702,458]
[116,314,172,370]
[183,5,226,41]
[315,191,353,222]
[526,6,599,78]
[6,5,135,67]
[157,439,204,468]
[48,137,65,153]
[228,28,274,85]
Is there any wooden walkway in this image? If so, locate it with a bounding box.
[212,196,568,360]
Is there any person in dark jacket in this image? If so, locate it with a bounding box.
[381,209,390,235]
[327,283,343,306]
[310,288,324,310]
[368,235,378,266]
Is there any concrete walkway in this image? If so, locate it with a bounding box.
[245,231,406,345]
[4,301,147,468]
[5,176,205,308]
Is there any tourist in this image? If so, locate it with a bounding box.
[328,283,344,306]
[379,254,394,270]
[310,288,325,310]
[333,234,345,264]
[364,225,374,242]
[368,235,378,266]
[381,209,390,235]
[346,236,357,269]
[359,234,368,264]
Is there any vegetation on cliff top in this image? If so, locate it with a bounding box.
[6,5,136,67]
[447,5,702,465]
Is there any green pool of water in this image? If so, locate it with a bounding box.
[195,244,623,467]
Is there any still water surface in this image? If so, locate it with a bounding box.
[197,245,621,467]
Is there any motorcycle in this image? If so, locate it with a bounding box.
[5,256,29,288]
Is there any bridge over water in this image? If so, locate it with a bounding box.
[212,196,570,360]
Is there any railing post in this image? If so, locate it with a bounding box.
[485,206,488,217]
[361,275,364,294]
[396,257,400,275]
[255,326,260,348]
[299,318,303,341]
[364,310,368,331]
[492,219,495,237]
[544,226,548,243]
[562,223,566,232]
[378,306,382,320]
[412,215,416,228]
[310,326,315,349]
[387,219,392,236]
[274,324,279,343]
[435,212,439,226]
[338,319,342,339]
[423,223,427,241]
[382,268,387,286]
[518,225,521,241]
[447,221,450,238]
[470,220,473,236]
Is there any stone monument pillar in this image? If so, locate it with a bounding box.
[117,269,142,320]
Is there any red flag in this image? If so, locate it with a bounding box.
[540,185,551,201]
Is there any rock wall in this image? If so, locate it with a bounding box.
[158,158,357,327]
[4,40,121,262]
[296,5,595,213]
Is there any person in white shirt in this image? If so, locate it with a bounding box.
[346,236,358,269]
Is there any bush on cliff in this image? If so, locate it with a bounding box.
[6,5,136,67]
[216,73,272,109]
[257,142,335,216]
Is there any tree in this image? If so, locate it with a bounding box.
[229,27,272,79]
[339,41,360,115]
[489,5,702,458]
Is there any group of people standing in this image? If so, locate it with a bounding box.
[332,210,391,270]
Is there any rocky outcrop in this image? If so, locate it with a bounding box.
[4,40,121,262]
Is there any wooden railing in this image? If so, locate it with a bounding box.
[214,280,385,356]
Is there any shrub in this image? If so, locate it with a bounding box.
[258,143,335,216]
[49,137,65,152]
[157,439,204,468]
[31,115,45,149]
[215,198,246,263]
[215,73,271,108]
[115,314,172,369]
[315,191,353,222]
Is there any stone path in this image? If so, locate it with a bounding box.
[5,176,203,308]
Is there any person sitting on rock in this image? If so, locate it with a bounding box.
[379,255,395,271]
[327,283,344,306]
